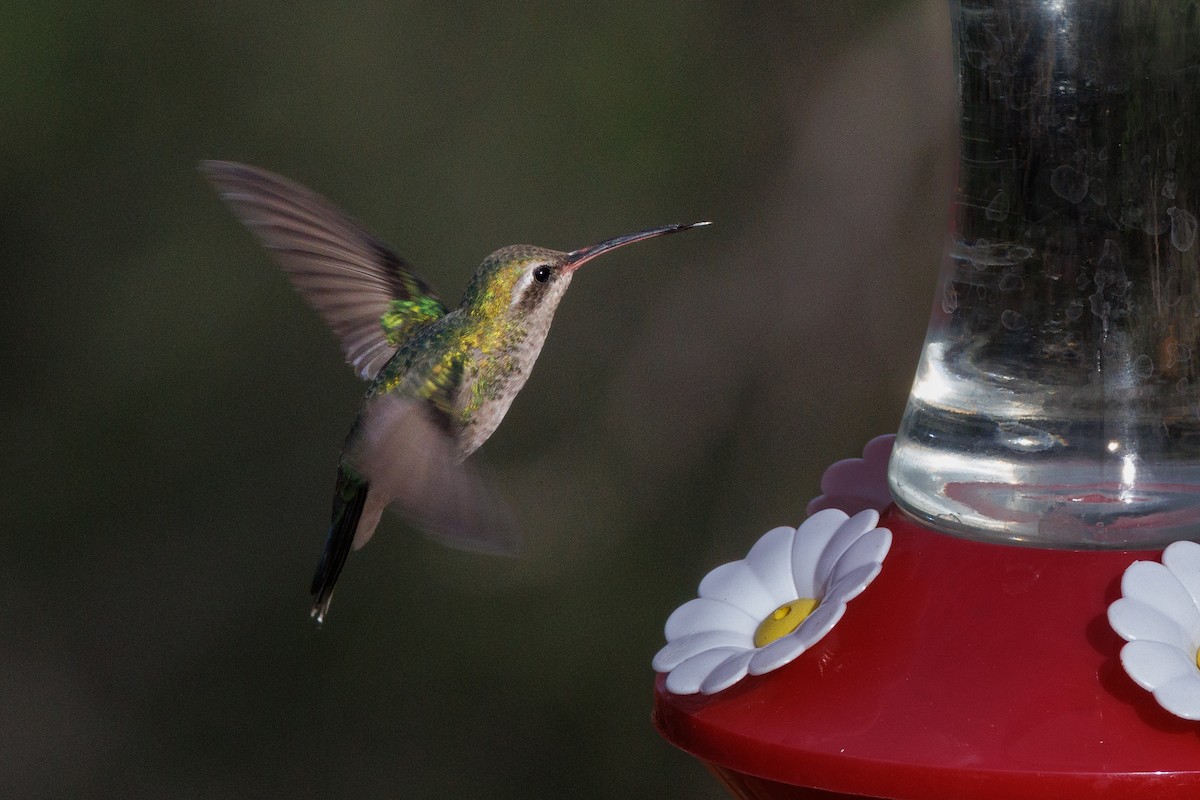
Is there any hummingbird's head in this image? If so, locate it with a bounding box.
[460,222,711,329]
[460,245,575,330]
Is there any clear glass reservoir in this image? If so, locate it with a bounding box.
[889,0,1200,547]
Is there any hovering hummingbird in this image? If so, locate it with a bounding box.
[201,161,709,622]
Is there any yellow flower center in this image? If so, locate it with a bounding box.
[754,598,819,648]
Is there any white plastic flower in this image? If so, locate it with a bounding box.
[1108,541,1200,719]
[653,508,892,695]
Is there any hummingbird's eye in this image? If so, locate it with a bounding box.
[533,265,552,283]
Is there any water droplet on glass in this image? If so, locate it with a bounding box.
[941,280,958,314]
[1168,206,1198,251]
[1134,354,1155,379]
[998,272,1024,292]
[1050,164,1089,203]
[986,190,1010,221]
[1165,275,1183,307]
[1001,309,1026,330]
[1007,245,1033,262]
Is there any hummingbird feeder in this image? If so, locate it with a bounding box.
[653,1,1200,796]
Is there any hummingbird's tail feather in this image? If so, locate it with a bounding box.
[350,394,521,556]
[310,468,370,624]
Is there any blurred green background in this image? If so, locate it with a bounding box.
[3,2,955,797]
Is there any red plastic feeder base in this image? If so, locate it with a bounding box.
[653,506,1200,799]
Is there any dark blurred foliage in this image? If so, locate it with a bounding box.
[1,1,955,797]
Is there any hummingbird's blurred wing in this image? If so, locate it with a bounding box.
[347,392,520,555]
[201,160,448,380]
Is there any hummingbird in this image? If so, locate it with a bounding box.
[201,160,709,622]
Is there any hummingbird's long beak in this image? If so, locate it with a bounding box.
[562,221,711,272]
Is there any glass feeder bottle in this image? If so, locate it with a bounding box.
[889,0,1200,547]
